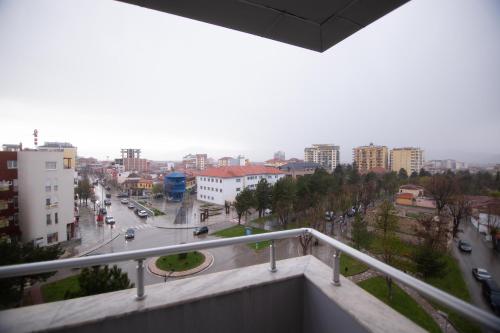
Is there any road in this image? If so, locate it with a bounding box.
[452,218,500,317]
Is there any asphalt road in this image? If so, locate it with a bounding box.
[452,219,500,317]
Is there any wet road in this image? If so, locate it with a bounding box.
[453,219,500,316]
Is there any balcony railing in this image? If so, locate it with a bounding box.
[0,228,499,330]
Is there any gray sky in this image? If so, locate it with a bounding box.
[1,0,499,163]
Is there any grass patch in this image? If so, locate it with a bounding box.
[213,225,270,250]
[41,275,80,303]
[423,255,481,333]
[340,254,368,277]
[156,252,205,272]
[358,276,441,333]
[151,207,165,216]
[368,234,417,258]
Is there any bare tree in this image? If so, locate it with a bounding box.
[297,204,325,255]
[424,175,457,215]
[486,202,500,251]
[448,195,472,238]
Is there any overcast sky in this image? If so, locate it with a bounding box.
[1,0,499,164]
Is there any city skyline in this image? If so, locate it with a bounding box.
[1,0,500,163]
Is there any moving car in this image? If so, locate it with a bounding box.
[472,268,492,281]
[99,207,107,215]
[125,228,135,239]
[458,240,472,253]
[193,226,209,235]
[481,279,500,314]
[137,210,148,218]
[127,203,135,209]
[120,198,129,204]
[105,216,115,224]
[104,199,112,206]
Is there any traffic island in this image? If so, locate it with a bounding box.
[147,250,213,278]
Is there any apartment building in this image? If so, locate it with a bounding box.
[353,143,388,173]
[390,147,424,175]
[197,166,284,205]
[218,155,245,167]
[18,150,76,246]
[274,151,285,160]
[0,151,21,242]
[424,159,468,174]
[278,162,320,179]
[183,153,208,170]
[304,144,340,172]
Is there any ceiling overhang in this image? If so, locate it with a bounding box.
[116,0,410,52]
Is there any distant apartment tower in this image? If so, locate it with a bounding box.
[121,148,149,173]
[274,151,286,161]
[353,143,388,173]
[304,144,340,172]
[0,151,21,242]
[390,147,424,175]
[184,154,208,170]
[424,159,468,174]
[218,155,245,167]
[18,149,77,246]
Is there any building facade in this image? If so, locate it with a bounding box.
[424,159,468,174]
[274,151,286,160]
[120,148,149,173]
[390,147,424,175]
[218,155,245,167]
[352,143,388,173]
[18,150,76,246]
[0,151,21,242]
[196,166,284,205]
[304,144,340,172]
[278,162,319,179]
[183,154,207,170]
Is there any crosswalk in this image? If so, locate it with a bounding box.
[121,224,154,233]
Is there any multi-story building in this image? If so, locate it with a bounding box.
[278,162,319,179]
[197,166,284,205]
[264,158,287,168]
[0,151,21,242]
[218,155,245,167]
[183,154,208,170]
[390,147,424,175]
[304,144,340,172]
[17,149,77,246]
[274,151,286,161]
[424,159,468,174]
[121,148,149,173]
[352,143,388,173]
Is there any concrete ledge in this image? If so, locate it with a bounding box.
[0,256,425,333]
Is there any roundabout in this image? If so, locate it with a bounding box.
[147,250,214,278]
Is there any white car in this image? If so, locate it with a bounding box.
[120,198,129,204]
[105,216,115,224]
[137,210,148,218]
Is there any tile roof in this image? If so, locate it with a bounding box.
[198,166,284,178]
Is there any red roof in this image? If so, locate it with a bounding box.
[397,193,414,200]
[199,166,284,178]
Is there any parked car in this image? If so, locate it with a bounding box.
[137,210,148,218]
[105,216,115,224]
[105,186,111,191]
[458,240,472,253]
[193,226,209,235]
[481,279,500,314]
[127,203,135,209]
[125,228,135,239]
[104,199,112,206]
[100,207,107,215]
[105,193,111,199]
[264,208,272,216]
[473,268,492,281]
[120,198,129,204]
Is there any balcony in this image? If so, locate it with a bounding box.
[0,229,499,333]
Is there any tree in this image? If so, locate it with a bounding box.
[359,180,377,215]
[419,168,431,177]
[255,179,272,218]
[272,177,296,229]
[152,183,163,195]
[234,188,254,225]
[0,241,63,308]
[380,172,399,199]
[413,214,448,278]
[65,265,134,299]
[76,177,92,205]
[296,204,325,255]
[424,174,457,215]
[351,213,371,250]
[486,202,500,251]
[375,200,399,300]
[448,195,472,238]
[398,168,408,180]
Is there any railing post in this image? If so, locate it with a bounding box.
[136,258,146,300]
[269,240,277,272]
[332,249,341,286]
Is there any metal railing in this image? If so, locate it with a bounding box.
[0,228,499,331]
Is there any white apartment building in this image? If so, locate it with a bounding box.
[196,166,285,205]
[304,144,340,172]
[18,150,76,246]
[390,147,424,175]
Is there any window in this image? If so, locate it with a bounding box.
[55,212,59,224]
[0,180,10,191]
[46,198,51,206]
[236,188,241,192]
[0,200,8,210]
[47,232,58,244]
[45,161,57,170]
[236,178,241,183]
[63,157,72,169]
[220,189,223,193]
[46,214,52,225]
[54,185,58,191]
[7,160,17,169]
[45,185,51,192]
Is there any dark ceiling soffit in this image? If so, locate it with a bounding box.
[116,0,410,52]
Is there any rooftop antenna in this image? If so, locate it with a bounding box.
[33,129,38,149]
